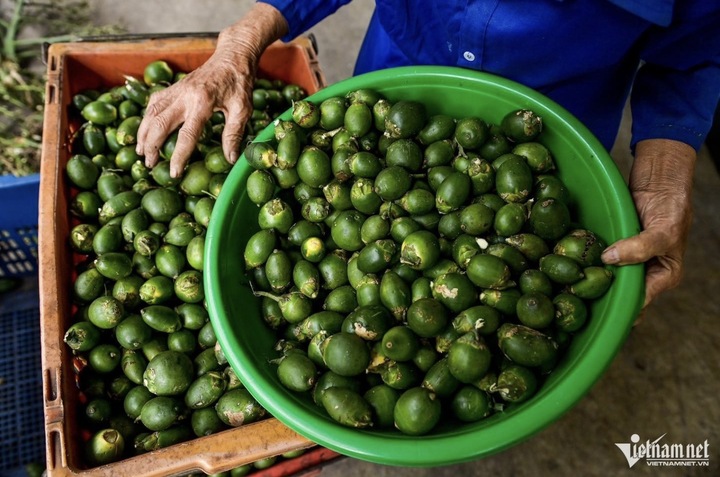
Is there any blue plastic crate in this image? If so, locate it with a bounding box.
[0,174,40,278]
[0,276,45,475]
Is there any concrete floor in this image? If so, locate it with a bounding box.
[88,2,719,476]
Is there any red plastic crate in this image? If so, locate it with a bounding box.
[38,35,328,477]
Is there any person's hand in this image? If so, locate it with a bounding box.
[135,3,288,177]
[600,139,697,312]
[136,43,254,177]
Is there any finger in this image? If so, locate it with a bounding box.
[222,101,252,164]
[136,91,170,160]
[642,260,680,308]
[141,107,187,170]
[170,114,212,177]
[141,138,161,169]
[600,229,672,266]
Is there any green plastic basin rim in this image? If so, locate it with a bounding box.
[205,66,645,467]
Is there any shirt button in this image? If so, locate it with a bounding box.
[463,51,476,62]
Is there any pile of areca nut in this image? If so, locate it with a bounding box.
[241,87,614,436]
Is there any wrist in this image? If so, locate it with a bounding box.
[631,139,697,195]
[217,3,289,61]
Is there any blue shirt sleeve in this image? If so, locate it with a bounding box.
[630,3,720,150]
[258,0,353,42]
[259,0,719,151]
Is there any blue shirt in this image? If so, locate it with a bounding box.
[262,0,720,151]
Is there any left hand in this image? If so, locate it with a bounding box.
[600,139,697,311]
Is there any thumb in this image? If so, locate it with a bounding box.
[600,229,669,266]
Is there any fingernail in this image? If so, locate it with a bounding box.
[229,151,239,164]
[170,165,179,178]
[601,247,619,264]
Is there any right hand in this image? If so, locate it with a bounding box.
[135,3,289,177]
[135,45,257,178]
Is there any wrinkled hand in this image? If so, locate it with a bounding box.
[135,3,288,177]
[136,48,255,177]
[601,139,697,311]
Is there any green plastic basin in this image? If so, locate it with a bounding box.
[205,66,644,467]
